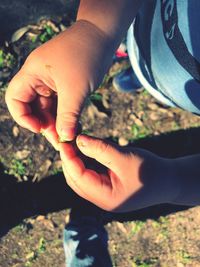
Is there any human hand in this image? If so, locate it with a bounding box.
[5,21,112,148]
[60,135,177,212]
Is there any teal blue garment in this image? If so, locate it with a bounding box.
[127,0,200,114]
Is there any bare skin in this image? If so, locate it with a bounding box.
[6,0,200,212]
[59,134,200,212]
[60,134,177,212]
[6,0,142,146]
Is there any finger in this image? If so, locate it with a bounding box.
[62,162,85,197]
[35,95,53,112]
[6,98,41,133]
[36,96,59,151]
[41,115,59,151]
[34,84,54,97]
[55,77,88,141]
[6,71,42,132]
[76,134,125,173]
[60,142,112,205]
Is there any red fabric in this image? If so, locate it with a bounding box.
[115,49,128,58]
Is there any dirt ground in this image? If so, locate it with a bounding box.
[2,17,200,267]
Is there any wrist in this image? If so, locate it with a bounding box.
[126,149,180,211]
[158,158,180,205]
[141,154,180,207]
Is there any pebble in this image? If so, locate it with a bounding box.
[102,94,110,109]
[65,215,70,224]
[36,215,45,221]
[118,137,129,146]
[39,159,52,175]
[60,23,67,32]
[147,103,158,110]
[12,126,20,137]
[15,149,30,160]
[149,111,160,121]
[42,219,55,231]
[87,104,108,120]
[112,129,119,137]
[11,26,30,42]
[129,114,137,121]
[159,107,168,113]
[129,114,143,126]
[167,111,174,118]
[137,111,145,119]
[116,222,128,234]
[46,20,60,33]
[134,118,143,127]
[53,160,62,170]
[39,144,44,151]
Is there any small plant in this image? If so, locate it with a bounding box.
[5,159,26,180]
[0,49,16,69]
[177,250,191,264]
[132,257,157,267]
[39,25,56,43]
[141,88,150,97]
[85,92,103,106]
[0,50,4,68]
[89,92,103,102]
[130,221,145,235]
[131,124,150,140]
[38,237,46,253]
[25,251,37,266]
[158,216,169,224]
[13,223,26,233]
[81,129,92,135]
[51,167,62,175]
[25,238,46,266]
[151,220,160,229]
[157,216,169,238]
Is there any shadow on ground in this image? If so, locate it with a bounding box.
[1,126,200,237]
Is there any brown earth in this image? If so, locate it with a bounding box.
[1,19,200,267]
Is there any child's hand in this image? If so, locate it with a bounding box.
[60,135,177,212]
[5,21,112,147]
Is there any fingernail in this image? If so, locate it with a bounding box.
[58,137,73,144]
[58,135,69,143]
[77,135,89,148]
[59,128,74,142]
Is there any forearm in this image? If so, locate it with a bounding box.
[123,151,200,211]
[170,154,200,206]
[77,0,143,49]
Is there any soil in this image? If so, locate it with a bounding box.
[1,16,200,267]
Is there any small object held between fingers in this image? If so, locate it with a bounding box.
[58,136,73,143]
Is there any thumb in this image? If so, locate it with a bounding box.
[76,134,124,173]
[56,80,88,141]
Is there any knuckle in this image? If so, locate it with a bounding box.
[104,205,114,212]
[103,202,117,212]
[26,49,41,64]
[57,111,79,121]
[56,111,79,126]
[24,49,44,73]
